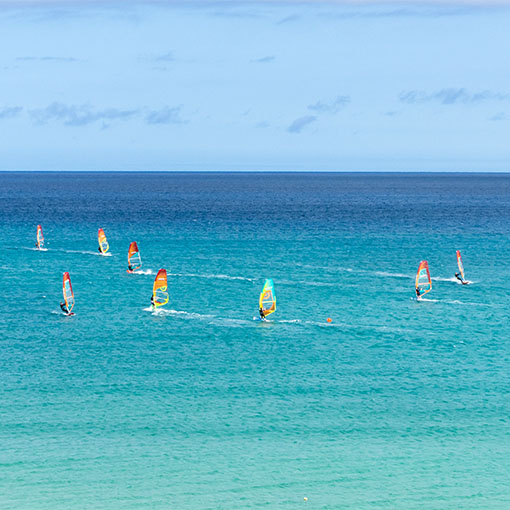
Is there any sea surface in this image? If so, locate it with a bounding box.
[1,172,510,509]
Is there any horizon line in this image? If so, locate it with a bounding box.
[1,169,509,174]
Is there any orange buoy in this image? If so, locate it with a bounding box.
[327,318,332,323]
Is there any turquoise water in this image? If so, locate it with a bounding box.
[1,172,510,509]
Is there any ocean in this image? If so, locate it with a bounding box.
[1,172,509,509]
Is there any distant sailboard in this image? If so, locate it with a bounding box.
[36,224,45,250]
[127,241,142,273]
[61,272,75,316]
[456,250,470,285]
[415,260,432,300]
[257,279,276,320]
[98,228,109,255]
[151,269,169,309]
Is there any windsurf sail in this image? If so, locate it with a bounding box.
[127,241,142,272]
[456,250,465,281]
[98,228,109,254]
[415,260,432,297]
[62,272,74,313]
[36,224,44,249]
[259,279,276,317]
[152,269,169,308]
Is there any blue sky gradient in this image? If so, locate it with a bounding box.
[1,1,509,171]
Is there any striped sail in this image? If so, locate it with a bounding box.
[415,260,432,297]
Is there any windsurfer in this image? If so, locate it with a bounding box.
[36,226,43,249]
[455,272,467,285]
[415,287,421,298]
[259,307,266,320]
[60,302,68,314]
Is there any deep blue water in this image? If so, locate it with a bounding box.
[1,172,509,509]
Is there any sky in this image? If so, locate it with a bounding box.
[1,0,509,171]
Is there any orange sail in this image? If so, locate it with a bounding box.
[415,260,432,297]
[36,224,44,249]
[127,241,142,272]
[456,250,465,281]
[62,272,75,314]
[98,228,109,254]
[152,269,169,308]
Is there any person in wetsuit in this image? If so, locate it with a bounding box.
[259,307,266,320]
[60,302,68,314]
[415,287,421,298]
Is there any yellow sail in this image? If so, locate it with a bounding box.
[259,279,276,317]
